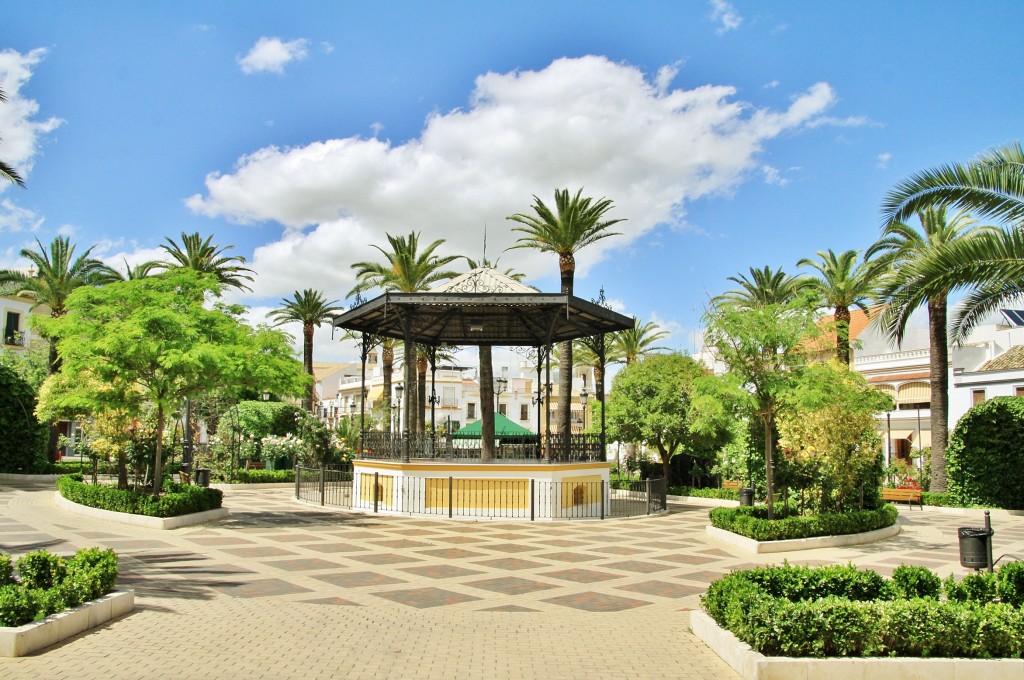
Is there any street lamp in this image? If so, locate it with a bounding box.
[579,386,589,431]
[394,384,404,432]
[495,376,508,411]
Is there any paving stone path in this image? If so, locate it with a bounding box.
[0,481,1021,679]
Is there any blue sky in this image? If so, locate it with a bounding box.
[2,1,1022,361]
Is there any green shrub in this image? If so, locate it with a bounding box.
[891,564,942,600]
[0,585,38,626]
[921,492,957,507]
[231,469,293,484]
[0,555,13,586]
[945,572,997,604]
[997,560,1024,607]
[947,397,1024,509]
[56,474,223,517]
[66,548,118,600]
[667,486,739,500]
[0,364,48,473]
[748,596,877,657]
[708,504,898,541]
[16,551,67,590]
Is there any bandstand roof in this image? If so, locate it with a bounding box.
[333,268,633,347]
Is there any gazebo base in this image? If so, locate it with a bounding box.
[350,459,612,520]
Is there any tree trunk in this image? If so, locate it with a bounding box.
[151,403,165,496]
[302,323,314,412]
[479,345,495,461]
[382,342,393,434]
[558,253,575,460]
[835,305,852,366]
[661,446,672,484]
[417,353,428,434]
[763,412,776,520]
[928,295,949,493]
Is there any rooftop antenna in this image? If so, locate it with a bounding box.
[482,223,487,265]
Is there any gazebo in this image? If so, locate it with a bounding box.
[332,268,634,518]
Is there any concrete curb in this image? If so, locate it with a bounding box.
[54,492,229,529]
[667,494,739,508]
[0,473,62,483]
[690,609,1024,680]
[705,521,901,553]
[0,590,134,657]
[918,505,1024,519]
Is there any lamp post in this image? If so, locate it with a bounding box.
[394,384,404,434]
[579,386,589,431]
[495,376,508,412]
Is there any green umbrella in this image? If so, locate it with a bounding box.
[451,413,535,439]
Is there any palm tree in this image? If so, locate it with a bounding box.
[713,265,809,309]
[269,289,343,412]
[0,236,116,461]
[881,141,1024,226]
[797,249,875,366]
[867,207,998,493]
[0,89,25,188]
[159,232,255,291]
[612,319,670,366]
[350,232,461,435]
[110,259,162,281]
[507,188,624,449]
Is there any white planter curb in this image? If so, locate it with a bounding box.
[55,492,229,529]
[0,590,134,657]
[0,473,62,483]
[690,609,1024,680]
[706,521,901,553]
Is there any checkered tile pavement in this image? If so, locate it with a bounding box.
[0,481,1021,679]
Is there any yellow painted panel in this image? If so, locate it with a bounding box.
[560,475,603,509]
[425,478,529,510]
[359,473,394,508]
[353,460,610,473]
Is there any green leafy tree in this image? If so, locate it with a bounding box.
[867,207,996,493]
[797,249,875,366]
[268,289,343,412]
[508,188,624,449]
[35,270,307,494]
[0,364,47,472]
[606,352,733,483]
[703,294,821,518]
[777,361,894,511]
[350,231,460,437]
[159,231,255,291]
[947,397,1024,510]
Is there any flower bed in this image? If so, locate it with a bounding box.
[708,504,897,541]
[701,562,1024,659]
[56,474,222,518]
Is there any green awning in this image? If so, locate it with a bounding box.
[451,413,535,439]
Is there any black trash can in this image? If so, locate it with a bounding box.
[958,526,993,569]
[739,488,754,507]
[195,468,211,488]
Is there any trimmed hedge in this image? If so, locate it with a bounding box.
[56,474,223,518]
[230,469,293,484]
[702,562,1024,658]
[668,486,739,501]
[708,503,898,541]
[0,547,118,627]
[948,396,1024,510]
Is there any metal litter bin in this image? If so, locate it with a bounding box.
[739,488,754,507]
[958,526,993,570]
[195,468,211,488]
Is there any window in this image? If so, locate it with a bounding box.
[520,404,529,421]
[1016,386,1024,397]
[972,389,986,406]
[467,402,476,419]
[442,387,456,407]
[4,312,19,345]
[498,403,507,416]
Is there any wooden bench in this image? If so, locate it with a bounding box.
[882,487,923,510]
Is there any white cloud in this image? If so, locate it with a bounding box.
[709,0,743,34]
[761,165,789,186]
[0,199,43,232]
[876,152,892,170]
[763,80,779,89]
[238,37,310,75]
[0,48,63,189]
[187,56,847,300]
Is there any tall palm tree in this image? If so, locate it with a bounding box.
[612,319,670,366]
[881,141,1024,227]
[713,265,809,309]
[269,289,343,412]
[110,259,162,281]
[0,236,116,461]
[159,232,255,291]
[507,188,624,448]
[867,207,997,493]
[350,232,461,436]
[797,249,875,365]
[0,89,25,188]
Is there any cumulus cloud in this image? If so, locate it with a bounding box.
[876,152,892,170]
[709,0,743,34]
[0,199,43,232]
[0,48,63,190]
[761,165,789,186]
[238,37,310,75]
[187,56,849,300]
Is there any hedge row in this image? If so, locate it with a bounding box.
[708,504,898,541]
[0,548,118,627]
[56,474,223,518]
[702,562,1024,658]
[230,469,293,484]
[668,486,739,500]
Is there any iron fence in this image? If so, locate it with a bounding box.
[294,466,667,520]
[357,431,602,462]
